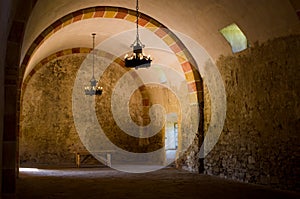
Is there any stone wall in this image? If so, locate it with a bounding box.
[20,53,184,167]
[20,55,87,166]
[204,35,300,191]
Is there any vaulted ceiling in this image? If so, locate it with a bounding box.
[21,0,300,81]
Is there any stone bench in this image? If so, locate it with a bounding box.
[74,150,113,168]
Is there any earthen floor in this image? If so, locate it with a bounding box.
[17,167,299,199]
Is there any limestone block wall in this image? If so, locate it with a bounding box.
[204,35,300,190]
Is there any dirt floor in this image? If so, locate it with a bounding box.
[16,167,299,199]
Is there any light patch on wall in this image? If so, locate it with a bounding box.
[220,23,248,53]
[156,67,167,84]
[19,168,39,172]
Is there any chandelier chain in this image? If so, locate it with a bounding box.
[136,0,139,43]
[92,33,95,79]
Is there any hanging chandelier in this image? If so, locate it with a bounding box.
[85,33,103,96]
[124,0,152,69]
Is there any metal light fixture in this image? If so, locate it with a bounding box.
[85,33,103,96]
[124,0,152,69]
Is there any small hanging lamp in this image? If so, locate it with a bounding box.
[85,33,103,96]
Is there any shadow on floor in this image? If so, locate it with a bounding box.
[17,167,299,199]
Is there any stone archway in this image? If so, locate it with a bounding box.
[18,6,204,171]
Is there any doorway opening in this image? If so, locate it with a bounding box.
[165,113,178,164]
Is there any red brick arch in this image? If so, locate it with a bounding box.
[20,6,202,103]
[18,5,204,164]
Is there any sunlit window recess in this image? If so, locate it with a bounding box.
[220,23,248,53]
